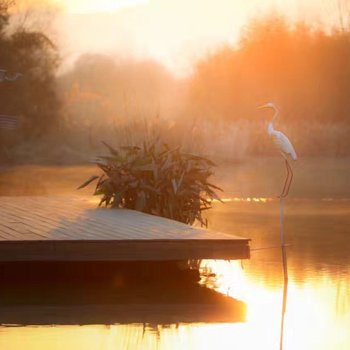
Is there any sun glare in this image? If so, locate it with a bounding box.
[62,0,148,14]
[2,261,349,349]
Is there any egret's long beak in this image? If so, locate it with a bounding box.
[257,104,270,110]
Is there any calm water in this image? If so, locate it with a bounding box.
[0,158,349,349]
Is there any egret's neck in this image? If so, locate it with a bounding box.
[267,107,279,135]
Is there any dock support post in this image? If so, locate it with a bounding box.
[279,197,288,350]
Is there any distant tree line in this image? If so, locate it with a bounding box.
[52,15,350,158]
[188,15,350,125]
[0,0,60,150]
[2,6,350,162]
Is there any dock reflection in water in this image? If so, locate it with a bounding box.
[0,263,248,349]
[1,255,349,349]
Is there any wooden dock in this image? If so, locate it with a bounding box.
[0,196,250,261]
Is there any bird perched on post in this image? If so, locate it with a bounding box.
[257,102,297,197]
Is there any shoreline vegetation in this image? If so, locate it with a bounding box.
[1,157,350,199]
[1,1,350,164]
[2,119,350,166]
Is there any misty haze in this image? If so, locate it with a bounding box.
[0,0,349,349]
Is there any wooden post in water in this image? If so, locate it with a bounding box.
[279,197,289,350]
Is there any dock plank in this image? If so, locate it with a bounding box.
[0,196,250,261]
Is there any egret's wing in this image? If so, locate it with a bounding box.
[271,131,297,160]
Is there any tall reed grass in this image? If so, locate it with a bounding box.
[2,114,349,165]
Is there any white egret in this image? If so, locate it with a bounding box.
[257,102,296,350]
[258,102,297,197]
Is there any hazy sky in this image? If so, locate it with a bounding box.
[52,0,340,76]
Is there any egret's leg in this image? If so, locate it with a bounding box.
[279,159,291,198]
[283,161,294,197]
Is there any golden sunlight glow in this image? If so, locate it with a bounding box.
[54,0,335,76]
[60,0,148,14]
[1,261,349,350]
[201,260,350,350]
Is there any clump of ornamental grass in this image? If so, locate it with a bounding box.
[78,140,222,226]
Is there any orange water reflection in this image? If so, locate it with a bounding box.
[214,197,273,203]
[1,259,349,350]
[201,260,350,350]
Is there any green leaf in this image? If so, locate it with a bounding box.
[77,175,99,190]
[112,192,123,208]
[101,141,119,156]
[206,182,223,192]
[171,178,178,194]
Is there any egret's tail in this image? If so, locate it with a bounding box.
[290,149,297,161]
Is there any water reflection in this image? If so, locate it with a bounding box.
[1,257,349,350]
[214,197,273,203]
[0,162,350,349]
[279,267,288,350]
[202,260,350,350]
